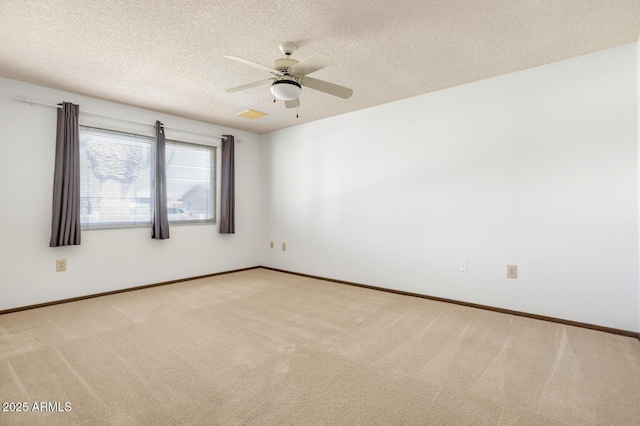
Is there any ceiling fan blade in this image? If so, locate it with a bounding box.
[225,56,282,76]
[225,78,274,93]
[285,99,300,109]
[301,77,353,99]
[289,52,335,76]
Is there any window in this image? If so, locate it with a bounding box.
[79,126,216,228]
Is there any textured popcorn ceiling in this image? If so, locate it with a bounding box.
[0,1,638,134]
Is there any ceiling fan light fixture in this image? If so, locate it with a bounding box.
[226,44,352,106]
[270,78,302,101]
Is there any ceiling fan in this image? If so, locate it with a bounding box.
[225,42,353,109]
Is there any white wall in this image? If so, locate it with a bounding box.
[2,44,638,332]
[261,43,640,332]
[0,77,261,311]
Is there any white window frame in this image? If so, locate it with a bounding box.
[79,125,217,229]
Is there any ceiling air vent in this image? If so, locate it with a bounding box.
[237,109,267,119]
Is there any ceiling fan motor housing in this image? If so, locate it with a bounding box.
[273,58,298,73]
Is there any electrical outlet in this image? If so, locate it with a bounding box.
[507,264,518,279]
[56,259,67,272]
[459,261,467,272]
[282,242,286,251]
[270,241,274,249]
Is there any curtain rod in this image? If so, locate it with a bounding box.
[15,96,228,140]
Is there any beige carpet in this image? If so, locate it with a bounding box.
[1,268,639,425]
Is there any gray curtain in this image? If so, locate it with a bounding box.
[219,135,235,234]
[152,121,170,239]
[49,102,81,247]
